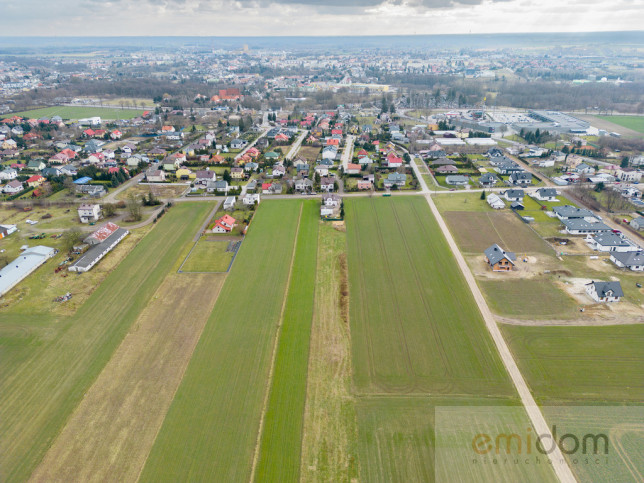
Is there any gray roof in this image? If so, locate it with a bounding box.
[611,251,644,267]
[553,205,595,219]
[0,246,57,296]
[563,219,611,232]
[588,281,624,298]
[70,228,128,271]
[537,188,558,197]
[431,157,456,166]
[511,172,532,180]
[445,175,468,184]
[387,172,406,182]
[590,233,633,248]
[479,173,498,183]
[505,189,524,199]
[484,244,516,266]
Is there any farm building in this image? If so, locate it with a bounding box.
[486,193,505,210]
[610,251,644,271]
[0,224,17,239]
[585,233,640,252]
[0,245,57,296]
[585,281,623,303]
[77,204,102,223]
[212,215,235,233]
[484,244,516,271]
[68,223,129,273]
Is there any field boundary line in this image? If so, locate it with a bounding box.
[176,201,221,273]
[248,202,304,483]
[422,193,577,483]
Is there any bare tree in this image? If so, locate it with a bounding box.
[126,193,142,221]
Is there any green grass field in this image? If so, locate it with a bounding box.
[433,192,495,212]
[139,200,304,482]
[1,106,145,121]
[255,201,319,482]
[479,279,579,319]
[503,324,644,403]
[597,115,644,134]
[345,197,514,396]
[0,202,214,483]
[180,239,235,272]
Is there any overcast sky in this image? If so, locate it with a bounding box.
[3,0,644,36]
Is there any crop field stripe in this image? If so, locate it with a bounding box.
[0,202,214,483]
[253,200,319,483]
[138,200,303,483]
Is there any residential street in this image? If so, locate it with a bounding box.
[285,130,307,160]
[340,134,355,170]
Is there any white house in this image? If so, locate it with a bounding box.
[585,233,640,253]
[243,193,260,205]
[532,188,559,202]
[503,189,524,202]
[145,169,166,183]
[3,180,23,194]
[77,203,102,223]
[0,168,18,181]
[486,193,505,210]
[616,168,642,183]
[610,251,644,271]
[223,196,236,210]
[585,281,623,303]
[562,219,612,235]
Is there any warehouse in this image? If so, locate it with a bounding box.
[68,222,129,273]
[0,245,57,296]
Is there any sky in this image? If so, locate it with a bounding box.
[3,0,644,36]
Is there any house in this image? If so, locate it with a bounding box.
[357,180,373,190]
[195,170,216,186]
[272,165,286,178]
[77,203,102,223]
[358,155,374,165]
[110,130,122,140]
[320,177,335,192]
[321,193,342,217]
[445,175,469,186]
[322,146,338,161]
[212,214,235,232]
[223,196,236,210]
[42,167,63,177]
[27,159,46,171]
[502,189,524,202]
[508,172,532,186]
[629,217,644,231]
[231,167,244,180]
[26,175,45,188]
[562,219,612,235]
[175,168,193,180]
[60,165,78,177]
[610,251,644,271]
[314,165,329,176]
[262,183,273,194]
[484,244,516,271]
[243,193,261,205]
[385,153,404,168]
[436,165,458,174]
[585,281,623,303]
[479,173,499,187]
[294,177,314,192]
[532,188,559,202]
[345,163,361,175]
[3,180,23,194]
[76,184,106,197]
[0,168,18,180]
[145,169,166,183]
[264,151,280,161]
[575,163,594,175]
[486,193,505,210]
[322,193,341,207]
[585,233,640,252]
[553,205,595,221]
[616,168,642,183]
[49,152,70,165]
[230,138,247,150]
[383,172,406,188]
[207,180,228,193]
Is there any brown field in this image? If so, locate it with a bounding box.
[444,211,552,254]
[298,145,321,163]
[115,183,188,201]
[29,272,225,483]
[300,223,359,482]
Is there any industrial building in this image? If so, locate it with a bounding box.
[0,245,57,297]
[68,222,129,273]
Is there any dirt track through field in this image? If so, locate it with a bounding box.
[29,272,225,483]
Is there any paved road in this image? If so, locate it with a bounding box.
[102,173,145,203]
[234,128,270,161]
[285,130,307,160]
[423,192,577,483]
[340,135,355,171]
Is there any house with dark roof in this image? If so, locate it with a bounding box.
[585,281,623,303]
[586,233,640,253]
[479,173,499,187]
[502,189,524,202]
[562,219,612,235]
[484,244,516,271]
[610,251,644,271]
[553,205,596,221]
[532,188,559,202]
[508,172,532,186]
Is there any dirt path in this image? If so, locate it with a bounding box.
[423,192,577,483]
[498,314,644,327]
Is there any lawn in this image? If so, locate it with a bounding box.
[432,192,494,212]
[443,211,553,254]
[180,239,236,272]
[300,222,360,483]
[1,106,145,120]
[139,200,304,482]
[255,200,319,482]
[345,197,515,396]
[502,324,644,403]
[597,115,644,134]
[479,279,579,319]
[298,145,321,162]
[0,201,214,483]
